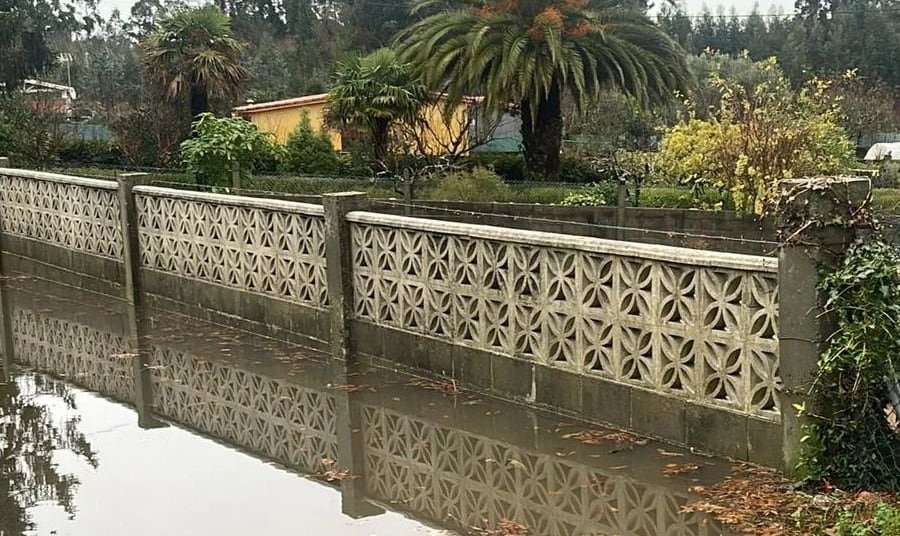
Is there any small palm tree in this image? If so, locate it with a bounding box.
[397,0,691,178]
[142,6,248,118]
[326,48,429,163]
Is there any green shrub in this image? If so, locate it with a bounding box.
[506,184,577,204]
[833,501,900,536]
[465,153,526,182]
[659,63,855,214]
[180,114,276,186]
[557,154,608,183]
[636,187,696,208]
[636,186,729,209]
[558,183,616,206]
[282,113,346,175]
[873,162,900,189]
[57,138,125,166]
[425,167,509,202]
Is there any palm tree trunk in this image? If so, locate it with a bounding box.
[372,118,391,164]
[521,80,563,180]
[189,83,210,119]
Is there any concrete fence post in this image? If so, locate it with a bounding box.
[615,179,628,240]
[323,192,367,361]
[231,161,241,191]
[117,174,147,306]
[0,157,10,168]
[777,176,870,475]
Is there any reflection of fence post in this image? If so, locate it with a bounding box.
[323,192,367,361]
[777,177,870,475]
[126,304,166,429]
[117,174,147,306]
[0,258,15,382]
[616,179,628,241]
[332,361,384,518]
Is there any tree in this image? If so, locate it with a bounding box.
[0,0,99,92]
[339,0,415,50]
[397,0,690,179]
[1,374,98,534]
[823,69,898,148]
[659,63,855,214]
[325,47,428,164]
[283,112,346,175]
[142,6,249,119]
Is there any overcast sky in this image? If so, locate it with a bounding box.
[96,0,799,19]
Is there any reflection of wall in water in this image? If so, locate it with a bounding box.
[362,405,717,536]
[7,300,721,536]
[148,347,339,473]
[12,308,134,404]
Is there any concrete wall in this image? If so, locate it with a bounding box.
[0,167,787,467]
[376,201,776,256]
[238,195,776,256]
[133,186,331,350]
[0,169,125,295]
[347,211,782,466]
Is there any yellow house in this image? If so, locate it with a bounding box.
[234,93,478,155]
[234,94,343,148]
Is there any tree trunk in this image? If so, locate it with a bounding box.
[520,79,563,180]
[189,83,210,120]
[372,118,391,165]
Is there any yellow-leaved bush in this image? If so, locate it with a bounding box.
[659,59,855,214]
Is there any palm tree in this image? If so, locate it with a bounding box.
[142,6,248,119]
[397,0,691,178]
[326,48,429,163]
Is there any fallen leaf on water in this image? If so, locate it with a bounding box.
[407,378,461,395]
[311,468,354,482]
[507,459,526,470]
[328,383,376,393]
[477,519,529,536]
[561,428,647,446]
[662,463,701,476]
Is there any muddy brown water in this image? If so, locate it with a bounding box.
[0,274,730,536]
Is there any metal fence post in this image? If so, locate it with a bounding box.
[323,192,367,361]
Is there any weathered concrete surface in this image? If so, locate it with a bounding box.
[323,192,367,361]
[777,177,871,475]
[353,319,780,466]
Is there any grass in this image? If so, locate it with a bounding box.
[873,189,900,215]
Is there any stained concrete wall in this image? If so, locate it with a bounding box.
[0,168,796,468]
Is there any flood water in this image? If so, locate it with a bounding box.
[0,274,731,536]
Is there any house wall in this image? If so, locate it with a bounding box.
[244,102,343,149]
[241,98,473,155]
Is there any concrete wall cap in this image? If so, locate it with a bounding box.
[347,211,778,273]
[1,168,118,191]
[133,185,325,217]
